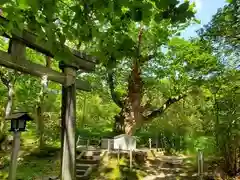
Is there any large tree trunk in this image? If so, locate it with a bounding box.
[113,111,124,135]
[5,81,14,119]
[0,80,14,151]
[112,66,186,136]
[0,81,14,133]
[113,108,139,136]
[113,111,138,136]
[110,27,186,136]
[112,77,186,136]
[113,58,143,135]
[36,56,51,149]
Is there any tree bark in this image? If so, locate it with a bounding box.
[60,66,76,180]
[112,58,143,136]
[0,80,14,133]
[36,56,51,149]
[113,111,125,135]
[112,75,186,135]
[5,82,14,116]
[0,79,14,151]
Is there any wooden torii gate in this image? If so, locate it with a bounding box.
[0,16,97,179]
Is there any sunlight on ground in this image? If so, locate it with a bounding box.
[0,134,61,180]
[91,155,147,180]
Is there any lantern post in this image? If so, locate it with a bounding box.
[5,112,33,180]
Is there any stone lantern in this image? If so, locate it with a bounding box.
[6,112,33,132]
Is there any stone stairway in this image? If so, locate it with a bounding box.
[76,150,102,179]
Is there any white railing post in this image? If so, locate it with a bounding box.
[149,138,152,149]
[107,139,111,161]
[118,145,120,164]
[198,150,204,179]
[86,139,90,149]
[129,148,133,170]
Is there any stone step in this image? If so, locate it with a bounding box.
[76,164,91,170]
[76,175,88,180]
[80,156,101,161]
[80,155,95,160]
[75,150,102,179]
[77,159,99,164]
[84,151,101,157]
[76,169,86,176]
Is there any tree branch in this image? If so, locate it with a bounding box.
[107,70,123,108]
[144,94,187,121]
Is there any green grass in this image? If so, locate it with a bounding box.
[0,147,60,180]
[0,132,61,180]
[90,155,147,180]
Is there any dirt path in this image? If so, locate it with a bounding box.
[143,153,199,180]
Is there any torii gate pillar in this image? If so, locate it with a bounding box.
[60,63,77,180]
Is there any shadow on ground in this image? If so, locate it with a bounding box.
[90,152,200,180]
[0,146,60,180]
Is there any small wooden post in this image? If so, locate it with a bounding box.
[118,145,120,164]
[8,131,21,180]
[160,132,164,150]
[129,149,133,170]
[198,150,204,179]
[107,139,111,161]
[60,64,77,180]
[86,139,90,149]
[156,133,159,151]
[149,138,152,149]
[108,139,111,152]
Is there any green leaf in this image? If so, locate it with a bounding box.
[0,0,8,5]
[142,2,153,23]
[55,48,72,62]
[224,14,233,21]
[155,0,169,10]
[162,11,170,19]
[18,0,28,9]
[131,6,143,22]
[169,0,179,6]
[58,32,66,45]
[154,13,163,22]
[27,0,39,12]
[177,2,189,13]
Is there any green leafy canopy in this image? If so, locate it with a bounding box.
[1,0,195,62]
